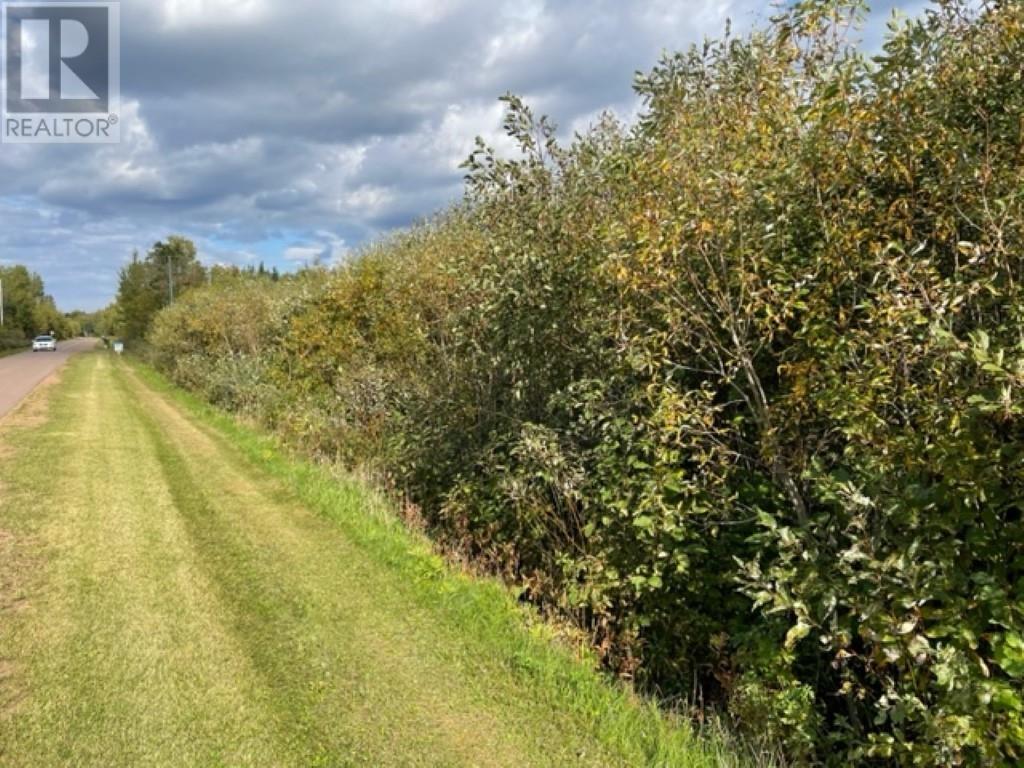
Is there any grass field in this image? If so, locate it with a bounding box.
[0,350,748,767]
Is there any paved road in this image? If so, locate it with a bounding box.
[0,337,97,419]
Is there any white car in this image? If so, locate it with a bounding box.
[32,335,57,352]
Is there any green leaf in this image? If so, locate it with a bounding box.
[633,515,655,531]
[995,633,1024,678]
[785,621,811,650]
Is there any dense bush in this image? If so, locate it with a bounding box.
[143,2,1024,763]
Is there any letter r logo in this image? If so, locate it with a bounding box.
[21,18,99,100]
[3,2,115,113]
[1,2,119,143]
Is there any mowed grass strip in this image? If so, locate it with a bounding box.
[0,351,744,767]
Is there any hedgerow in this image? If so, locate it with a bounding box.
[144,2,1024,762]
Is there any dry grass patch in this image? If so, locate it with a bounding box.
[0,658,24,716]
[0,370,61,431]
[0,527,35,721]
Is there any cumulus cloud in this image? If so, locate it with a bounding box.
[0,0,919,309]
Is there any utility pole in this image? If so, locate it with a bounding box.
[167,251,174,304]
[0,278,4,326]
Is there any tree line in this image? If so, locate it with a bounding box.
[0,265,72,350]
[112,236,279,343]
[119,2,1024,763]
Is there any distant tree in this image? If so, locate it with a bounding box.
[114,237,206,340]
[65,305,117,337]
[0,265,43,337]
[149,236,205,304]
[115,252,161,341]
[0,264,71,341]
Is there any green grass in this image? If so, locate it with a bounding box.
[0,350,751,767]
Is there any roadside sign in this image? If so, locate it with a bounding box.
[113,342,124,354]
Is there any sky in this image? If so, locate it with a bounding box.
[0,0,928,311]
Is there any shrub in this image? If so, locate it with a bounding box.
[142,2,1024,762]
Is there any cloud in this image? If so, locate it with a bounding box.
[0,0,922,310]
